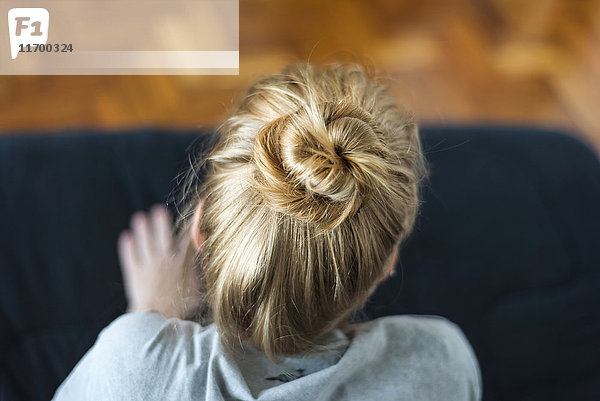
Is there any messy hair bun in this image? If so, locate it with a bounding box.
[179,63,427,361]
[253,101,391,231]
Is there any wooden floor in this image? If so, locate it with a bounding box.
[1,0,599,152]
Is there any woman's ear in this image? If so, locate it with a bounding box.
[190,199,206,251]
[380,247,399,283]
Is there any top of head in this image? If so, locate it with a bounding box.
[184,63,427,359]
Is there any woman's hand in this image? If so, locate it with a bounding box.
[117,204,200,319]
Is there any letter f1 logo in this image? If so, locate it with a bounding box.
[8,8,49,60]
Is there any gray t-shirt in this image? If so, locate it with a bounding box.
[53,311,481,401]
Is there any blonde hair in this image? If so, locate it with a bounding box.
[177,63,427,361]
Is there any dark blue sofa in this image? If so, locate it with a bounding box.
[0,127,598,400]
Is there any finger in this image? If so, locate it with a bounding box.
[175,227,191,254]
[150,204,173,252]
[131,211,153,263]
[118,231,137,276]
